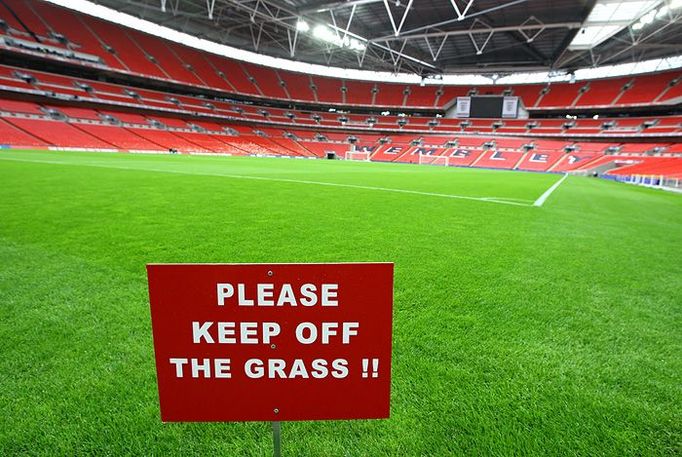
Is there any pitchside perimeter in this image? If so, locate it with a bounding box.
[0,150,566,208]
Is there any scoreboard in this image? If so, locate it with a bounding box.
[454,96,519,118]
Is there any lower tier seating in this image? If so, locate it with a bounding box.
[1,101,679,178]
[605,157,682,179]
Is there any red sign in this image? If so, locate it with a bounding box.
[146,263,393,422]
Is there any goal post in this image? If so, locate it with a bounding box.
[345,150,371,161]
[418,152,449,166]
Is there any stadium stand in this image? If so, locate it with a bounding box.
[0,0,679,111]
[5,117,116,149]
[0,117,49,147]
[0,0,679,189]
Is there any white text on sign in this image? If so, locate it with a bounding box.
[217,282,339,307]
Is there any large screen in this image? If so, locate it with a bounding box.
[455,96,519,118]
[470,97,504,118]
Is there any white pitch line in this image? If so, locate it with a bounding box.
[533,173,568,207]
[0,156,534,207]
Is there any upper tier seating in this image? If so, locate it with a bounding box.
[659,78,682,102]
[313,76,344,104]
[618,73,676,105]
[538,83,584,108]
[241,63,288,100]
[375,84,406,107]
[344,80,374,106]
[575,77,632,107]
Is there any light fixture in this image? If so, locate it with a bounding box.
[312,24,366,51]
[568,0,658,50]
[296,20,309,32]
[639,9,656,24]
[631,0,682,32]
[655,5,669,18]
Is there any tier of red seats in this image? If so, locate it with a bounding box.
[0,117,48,147]
[301,142,349,158]
[619,73,674,105]
[538,83,582,108]
[1,41,680,181]
[448,149,485,167]
[659,79,682,102]
[242,63,287,99]
[551,153,601,172]
[72,123,165,150]
[473,150,524,169]
[516,151,564,172]
[0,0,50,37]
[605,157,682,179]
[0,99,43,114]
[5,117,115,148]
[89,18,167,78]
[344,81,374,105]
[1,90,678,158]
[314,77,344,104]
[2,103,678,175]
[576,77,632,107]
[405,86,440,108]
[35,1,126,70]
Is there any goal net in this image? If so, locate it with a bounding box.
[345,151,371,161]
[418,153,449,166]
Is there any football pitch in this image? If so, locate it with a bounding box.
[1,150,680,455]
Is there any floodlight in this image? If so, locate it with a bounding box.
[312,24,365,52]
[655,5,669,18]
[640,9,656,24]
[296,20,310,32]
[568,0,658,50]
[313,24,332,40]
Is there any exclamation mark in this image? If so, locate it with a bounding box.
[362,358,369,378]
[372,358,379,378]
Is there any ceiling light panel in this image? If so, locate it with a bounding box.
[569,0,660,50]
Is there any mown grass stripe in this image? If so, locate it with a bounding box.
[0,156,535,207]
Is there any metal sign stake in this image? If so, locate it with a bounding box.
[272,421,281,457]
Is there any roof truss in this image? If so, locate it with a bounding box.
[92,0,682,76]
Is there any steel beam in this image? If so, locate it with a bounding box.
[374,21,581,42]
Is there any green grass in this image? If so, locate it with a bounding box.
[1,150,680,456]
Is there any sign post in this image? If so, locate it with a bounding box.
[272,421,281,457]
[146,262,394,454]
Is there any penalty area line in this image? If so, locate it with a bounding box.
[533,173,568,207]
[0,156,534,208]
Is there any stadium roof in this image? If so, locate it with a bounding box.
[57,0,682,77]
